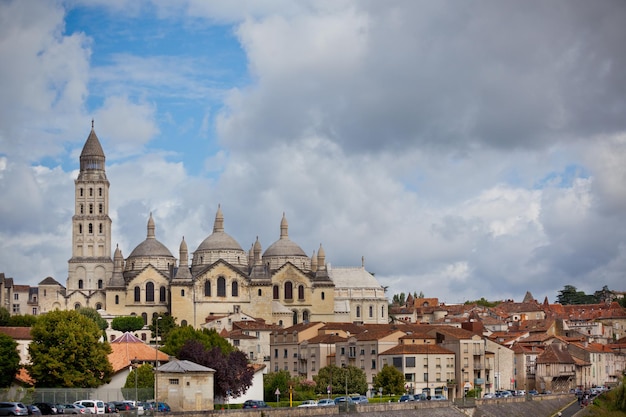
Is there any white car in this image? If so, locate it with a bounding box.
[297,400,318,407]
[74,400,105,414]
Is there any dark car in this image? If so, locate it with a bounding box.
[242,400,269,409]
[398,395,415,402]
[111,402,133,412]
[146,403,169,413]
[26,406,41,417]
[103,403,116,414]
[32,404,56,416]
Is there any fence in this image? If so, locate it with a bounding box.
[0,387,154,404]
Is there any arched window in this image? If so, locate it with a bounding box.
[88,223,93,234]
[204,280,211,297]
[258,289,262,296]
[89,188,93,196]
[80,188,83,197]
[369,305,374,318]
[284,282,293,300]
[381,305,385,317]
[115,295,119,305]
[78,279,84,289]
[160,286,166,302]
[181,320,188,326]
[89,203,93,214]
[303,310,309,323]
[273,285,279,300]
[134,286,140,302]
[181,289,185,296]
[298,285,305,300]
[356,305,361,318]
[217,277,226,297]
[79,224,82,233]
[292,310,298,325]
[142,313,148,325]
[96,303,102,310]
[80,204,84,214]
[146,282,154,302]
[99,203,103,214]
[74,303,81,310]
[98,279,103,289]
[99,223,103,233]
[321,291,325,300]
[98,187,102,196]
[232,281,239,297]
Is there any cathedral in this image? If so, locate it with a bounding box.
[35,124,388,333]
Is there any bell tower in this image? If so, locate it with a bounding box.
[67,121,113,308]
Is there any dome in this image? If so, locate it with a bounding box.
[262,213,310,271]
[263,238,307,258]
[196,231,243,252]
[192,205,247,269]
[126,214,175,272]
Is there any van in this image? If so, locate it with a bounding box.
[74,400,105,414]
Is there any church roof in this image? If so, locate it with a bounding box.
[327,265,383,289]
[263,213,307,258]
[195,205,244,252]
[80,128,105,159]
[128,213,174,259]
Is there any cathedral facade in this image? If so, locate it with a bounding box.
[36,125,389,331]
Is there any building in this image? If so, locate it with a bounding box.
[33,124,388,332]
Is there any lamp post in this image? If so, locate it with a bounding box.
[155,316,162,412]
[496,347,501,392]
[131,358,138,417]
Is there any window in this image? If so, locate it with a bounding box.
[181,320,187,326]
[382,306,385,317]
[98,279,103,289]
[134,286,140,302]
[160,286,166,302]
[89,204,93,214]
[356,306,361,318]
[142,313,148,325]
[12,304,19,313]
[181,289,185,296]
[292,310,298,325]
[115,295,119,305]
[217,277,226,297]
[371,359,376,369]
[321,291,325,300]
[273,285,279,299]
[169,379,179,385]
[204,280,211,296]
[74,303,81,310]
[79,224,82,233]
[80,204,84,214]
[13,294,18,300]
[99,203,103,214]
[88,223,93,234]
[98,187,102,196]
[80,188,83,196]
[284,282,293,300]
[274,349,279,358]
[233,340,240,346]
[284,349,288,358]
[302,310,309,323]
[406,357,416,367]
[424,373,429,382]
[78,279,84,289]
[89,188,93,196]
[392,357,402,368]
[99,223,103,233]
[258,289,262,296]
[298,285,304,300]
[96,303,102,310]
[369,305,373,318]
[146,282,154,302]
[405,373,415,382]
[232,281,238,297]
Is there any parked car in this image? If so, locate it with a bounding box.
[111,402,133,412]
[483,393,496,399]
[32,404,56,416]
[57,404,87,415]
[350,396,368,404]
[74,401,104,414]
[25,406,41,417]
[430,395,447,401]
[242,400,269,409]
[528,390,539,396]
[148,402,169,413]
[297,400,318,408]
[398,394,415,402]
[103,403,116,414]
[138,402,154,415]
[333,397,353,405]
[316,399,335,407]
[0,402,29,416]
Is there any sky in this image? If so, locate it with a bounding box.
[1,0,625,305]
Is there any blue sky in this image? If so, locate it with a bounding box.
[1,0,626,304]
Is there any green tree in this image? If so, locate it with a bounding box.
[78,308,108,332]
[111,316,145,333]
[0,307,9,326]
[464,297,499,307]
[161,326,233,357]
[312,364,367,396]
[0,333,20,388]
[7,314,38,327]
[557,285,596,305]
[264,370,292,402]
[148,313,177,344]
[372,364,405,395]
[27,310,114,387]
[123,363,154,401]
[391,293,406,306]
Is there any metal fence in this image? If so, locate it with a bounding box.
[1,387,154,404]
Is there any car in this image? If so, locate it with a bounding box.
[333,397,353,405]
[111,402,133,413]
[0,402,29,416]
[26,406,41,417]
[74,401,105,415]
[138,402,153,415]
[297,400,318,408]
[242,400,269,409]
[103,403,116,414]
[350,396,368,404]
[528,390,538,396]
[316,399,335,407]
[149,403,169,413]
[483,393,496,399]
[57,404,87,415]
[398,394,415,402]
[31,404,56,416]
[431,395,447,401]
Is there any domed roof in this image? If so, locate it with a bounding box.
[263,213,307,258]
[195,205,243,252]
[128,214,175,259]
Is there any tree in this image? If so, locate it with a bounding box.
[391,293,406,306]
[78,308,108,332]
[27,310,113,387]
[148,313,177,344]
[111,316,145,333]
[264,370,292,402]
[556,285,596,305]
[312,364,367,396]
[123,363,155,401]
[162,326,232,357]
[0,307,9,326]
[178,339,253,399]
[7,314,38,327]
[372,364,405,395]
[0,333,20,388]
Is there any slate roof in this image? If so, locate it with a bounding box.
[157,359,215,373]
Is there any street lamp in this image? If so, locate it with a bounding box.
[496,347,501,392]
[130,358,139,416]
[155,316,162,412]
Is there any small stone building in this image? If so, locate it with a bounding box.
[156,359,215,411]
